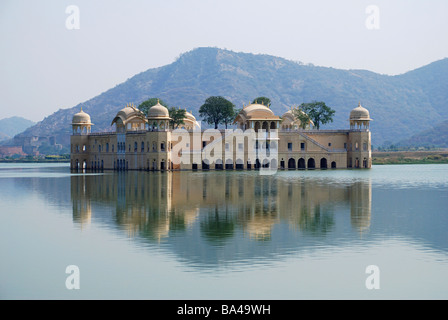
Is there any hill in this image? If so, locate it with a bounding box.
[0,116,35,142]
[13,47,448,151]
[397,120,448,148]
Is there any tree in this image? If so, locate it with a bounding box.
[199,96,236,129]
[222,106,238,129]
[168,107,187,129]
[252,97,271,107]
[138,98,168,116]
[298,101,335,130]
[292,106,312,129]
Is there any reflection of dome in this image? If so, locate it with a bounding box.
[148,101,170,118]
[72,107,92,125]
[350,103,371,121]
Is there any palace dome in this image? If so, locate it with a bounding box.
[240,103,275,119]
[281,109,295,120]
[281,108,314,128]
[72,107,92,125]
[111,103,145,125]
[350,103,372,121]
[185,110,196,121]
[148,101,170,118]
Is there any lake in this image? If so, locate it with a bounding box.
[0,163,447,299]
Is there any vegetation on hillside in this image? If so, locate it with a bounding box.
[396,120,448,149]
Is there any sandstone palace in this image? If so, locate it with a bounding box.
[70,101,372,171]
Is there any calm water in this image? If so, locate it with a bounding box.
[0,163,447,299]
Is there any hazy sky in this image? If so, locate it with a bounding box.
[1,0,447,121]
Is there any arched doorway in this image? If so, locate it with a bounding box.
[307,158,315,169]
[320,158,327,169]
[202,159,210,170]
[236,159,244,170]
[225,159,233,170]
[215,159,223,170]
[288,158,296,169]
[298,158,305,169]
[262,159,270,168]
[331,161,336,169]
[262,121,268,131]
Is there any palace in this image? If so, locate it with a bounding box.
[70,101,372,171]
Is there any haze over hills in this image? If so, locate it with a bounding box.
[13,47,448,150]
[0,117,35,142]
[398,120,448,148]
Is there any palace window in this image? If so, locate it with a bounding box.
[300,142,305,151]
[288,142,293,151]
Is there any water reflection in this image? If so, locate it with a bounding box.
[71,171,372,269]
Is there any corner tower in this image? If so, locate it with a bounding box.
[347,102,372,168]
[70,107,93,171]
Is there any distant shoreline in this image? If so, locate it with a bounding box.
[0,159,70,163]
[1,151,448,165]
[372,150,448,165]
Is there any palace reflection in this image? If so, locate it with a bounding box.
[71,171,372,244]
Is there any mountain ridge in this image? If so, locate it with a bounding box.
[0,116,35,142]
[13,47,448,150]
